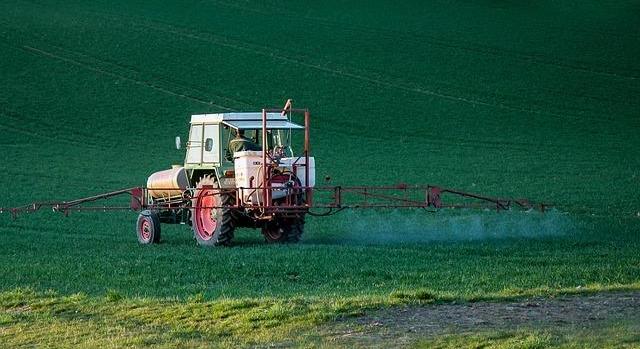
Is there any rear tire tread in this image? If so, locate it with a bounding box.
[191,175,235,247]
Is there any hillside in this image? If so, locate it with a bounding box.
[0,0,639,347]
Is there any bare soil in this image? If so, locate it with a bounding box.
[324,292,640,347]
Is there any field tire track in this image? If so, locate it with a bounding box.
[0,6,255,111]
[0,143,32,147]
[324,119,625,153]
[6,4,631,122]
[17,9,566,119]
[15,0,640,81]
[0,118,103,150]
[104,16,619,123]
[0,104,105,148]
[38,42,255,110]
[208,0,640,81]
[87,12,636,124]
[4,3,636,123]
[84,8,640,112]
[12,41,235,111]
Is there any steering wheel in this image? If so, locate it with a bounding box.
[271,146,286,159]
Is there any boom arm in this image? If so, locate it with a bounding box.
[1,185,549,219]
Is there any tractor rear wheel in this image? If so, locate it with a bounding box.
[191,175,235,246]
[262,215,305,243]
[262,185,306,243]
[286,214,305,243]
[136,210,161,244]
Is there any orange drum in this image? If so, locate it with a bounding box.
[146,166,188,199]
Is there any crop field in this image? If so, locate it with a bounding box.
[1,0,639,347]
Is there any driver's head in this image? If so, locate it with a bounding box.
[236,129,245,137]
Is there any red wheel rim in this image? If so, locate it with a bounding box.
[195,188,217,241]
[139,217,152,242]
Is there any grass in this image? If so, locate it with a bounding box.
[0,0,639,346]
[0,214,637,346]
[1,212,638,299]
[413,323,640,349]
[0,288,340,347]
[2,284,639,348]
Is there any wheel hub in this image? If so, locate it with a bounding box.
[139,219,151,241]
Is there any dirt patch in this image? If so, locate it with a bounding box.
[325,292,640,347]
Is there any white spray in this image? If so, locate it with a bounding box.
[333,208,575,245]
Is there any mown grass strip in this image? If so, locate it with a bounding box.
[2,284,639,347]
[412,323,640,349]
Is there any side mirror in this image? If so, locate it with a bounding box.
[175,136,181,150]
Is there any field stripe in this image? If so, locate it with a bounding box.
[118,18,623,123]
[80,9,640,114]
[0,16,256,111]
[9,38,613,151]
[0,143,32,148]
[0,118,102,150]
[0,105,112,150]
[321,120,626,154]
[27,40,256,110]
[208,0,640,81]
[17,44,235,111]
[5,4,633,122]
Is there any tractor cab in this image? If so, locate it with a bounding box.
[220,114,303,161]
[182,112,314,192]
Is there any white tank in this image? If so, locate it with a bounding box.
[234,151,315,204]
[234,151,264,190]
[278,156,316,187]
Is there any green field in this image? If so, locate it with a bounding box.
[1,0,639,347]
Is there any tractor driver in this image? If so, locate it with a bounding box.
[227,129,261,159]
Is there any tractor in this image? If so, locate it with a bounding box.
[2,102,548,245]
[138,106,315,246]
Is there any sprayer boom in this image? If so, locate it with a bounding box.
[1,184,548,219]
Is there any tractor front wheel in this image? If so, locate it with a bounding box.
[191,175,235,246]
[136,210,161,244]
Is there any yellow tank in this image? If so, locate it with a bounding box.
[146,166,188,199]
